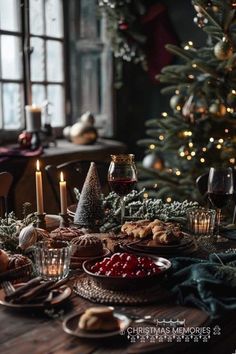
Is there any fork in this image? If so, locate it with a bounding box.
[1,281,15,297]
[126,314,157,326]
[114,308,157,326]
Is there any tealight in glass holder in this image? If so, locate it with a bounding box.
[34,240,71,280]
[187,208,216,236]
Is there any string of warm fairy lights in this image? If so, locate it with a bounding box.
[146,105,234,203]
[142,1,236,202]
[166,40,235,167]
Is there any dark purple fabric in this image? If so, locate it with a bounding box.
[141,3,178,82]
[0,145,43,163]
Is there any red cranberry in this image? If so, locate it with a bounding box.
[112,262,121,270]
[111,253,121,262]
[99,266,106,274]
[120,253,129,261]
[91,265,98,272]
[136,270,146,277]
[104,260,113,269]
[152,265,161,273]
[126,254,137,262]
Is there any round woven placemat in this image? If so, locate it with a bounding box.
[73,274,171,305]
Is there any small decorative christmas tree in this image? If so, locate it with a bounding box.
[74,162,105,230]
[138,0,236,202]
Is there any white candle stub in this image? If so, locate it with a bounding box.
[193,216,210,234]
[25,105,42,132]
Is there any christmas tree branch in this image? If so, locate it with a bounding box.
[165,44,194,61]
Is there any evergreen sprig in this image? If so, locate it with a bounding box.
[0,203,36,253]
[74,188,198,231]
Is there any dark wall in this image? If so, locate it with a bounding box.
[115,0,207,158]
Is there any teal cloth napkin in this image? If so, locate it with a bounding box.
[167,253,236,319]
[221,228,236,240]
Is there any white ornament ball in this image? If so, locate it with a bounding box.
[80,111,95,125]
[70,122,97,145]
[18,224,38,250]
[63,126,71,141]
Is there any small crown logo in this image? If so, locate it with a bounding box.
[156,319,185,327]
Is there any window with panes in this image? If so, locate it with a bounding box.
[0,0,65,133]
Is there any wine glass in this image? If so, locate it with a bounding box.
[207,167,234,241]
[108,154,137,224]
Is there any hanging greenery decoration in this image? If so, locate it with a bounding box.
[98,0,178,85]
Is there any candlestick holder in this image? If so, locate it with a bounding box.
[59,213,70,227]
[30,131,41,150]
[36,213,46,229]
[187,208,216,236]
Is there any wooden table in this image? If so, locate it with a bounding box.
[0,240,236,354]
[0,282,235,354]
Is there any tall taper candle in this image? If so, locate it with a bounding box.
[35,160,44,214]
[59,172,67,214]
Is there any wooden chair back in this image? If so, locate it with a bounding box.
[45,160,109,209]
[0,172,13,217]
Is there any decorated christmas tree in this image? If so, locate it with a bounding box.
[74,162,105,230]
[138,0,236,202]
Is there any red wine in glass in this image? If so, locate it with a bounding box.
[108,154,137,223]
[207,167,234,241]
[109,178,137,197]
[208,192,232,209]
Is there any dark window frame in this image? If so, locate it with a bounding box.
[0,0,69,142]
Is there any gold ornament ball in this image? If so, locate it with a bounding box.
[227,92,236,107]
[209,102,227,117]
[143,153,164,171]
[212,5,219,12]
[214,40,233,60]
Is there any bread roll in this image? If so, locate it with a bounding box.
[78,306,120,331]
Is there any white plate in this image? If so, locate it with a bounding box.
[62,311,131,339]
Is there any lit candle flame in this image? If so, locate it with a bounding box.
[36,160,40,171]
[60,171,64,182]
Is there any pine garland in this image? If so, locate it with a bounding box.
[98,0,147,65]
[74,188,198,231]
